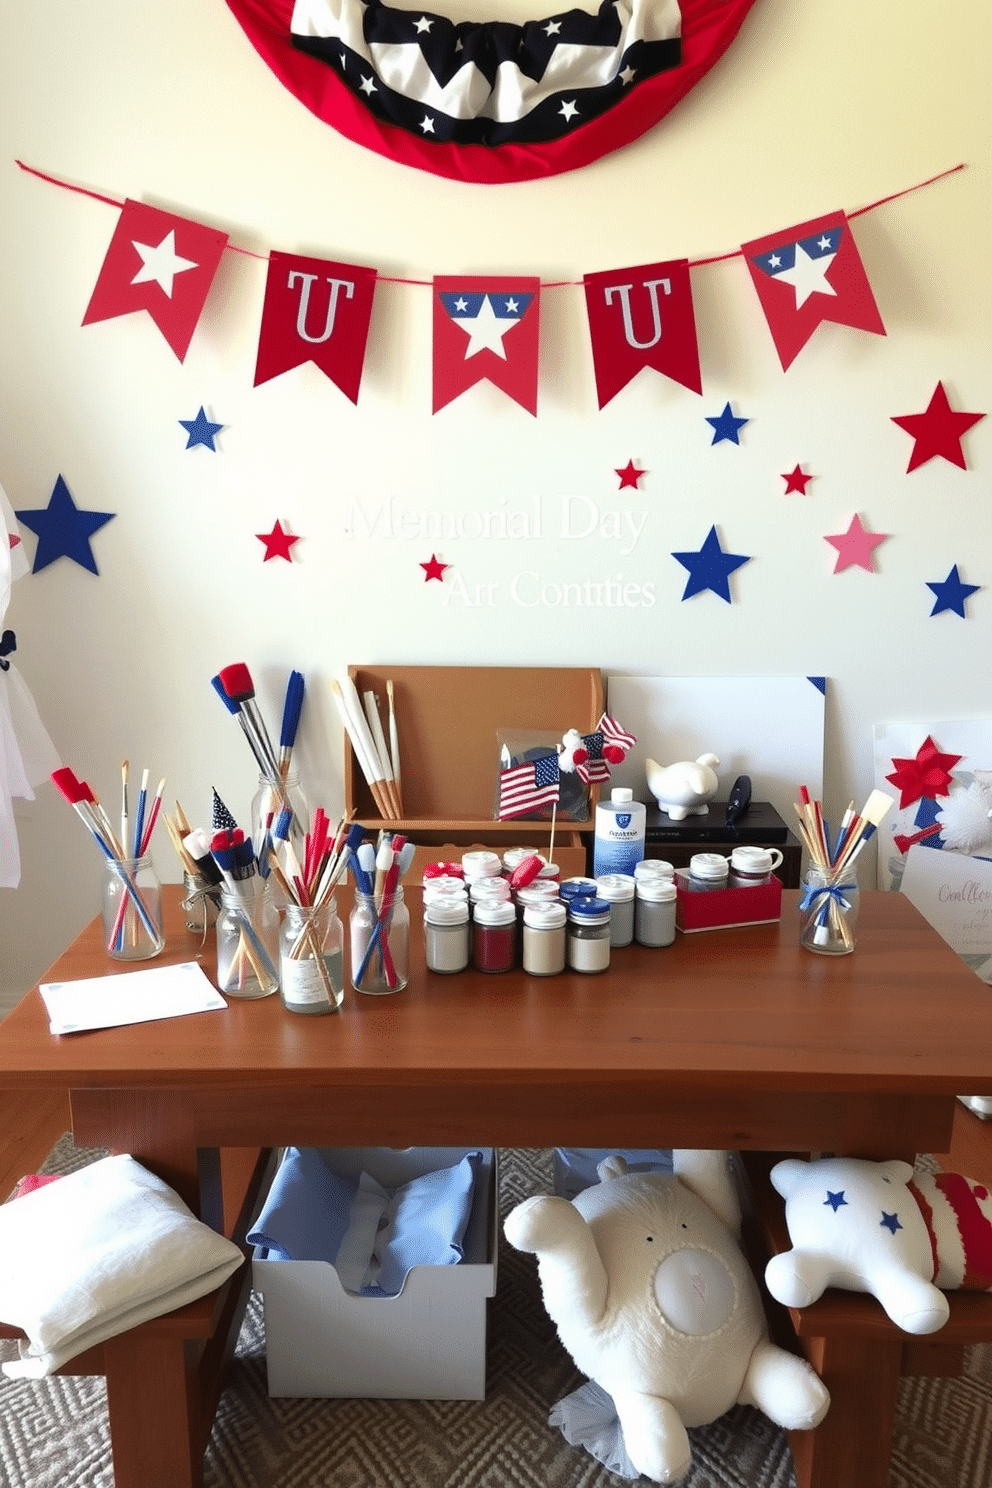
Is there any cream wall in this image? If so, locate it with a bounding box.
[1,0,989,1006]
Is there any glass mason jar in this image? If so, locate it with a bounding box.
[424,895,471,975]
[216,881,279,998]
[181,870,221,935]
[279,899,344,1015]
[251,771,310,859]
[472,899,517,974]
[102,854,165,961]
[566,897,612,974]
[799,866,859,955]
[635,877,678,948]
[522,900,567,977]
[350,886,409,994]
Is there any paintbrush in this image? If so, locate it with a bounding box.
[363,690,401,820]
[213,664,281,781]
[51,768,161,946]
[120,760,129,860]
[131,768,149,859]
[386,680,402,813]
[330,677,392,819]
[278,669,306,781]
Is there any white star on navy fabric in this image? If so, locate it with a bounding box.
[420,115,436,133]
[289,0,683,148]
[359,74,377,94]
[754,228,843,309]
[130,231,198,297]
[452,296,519,359]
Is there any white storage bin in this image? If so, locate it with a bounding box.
[252,1146,497,1399]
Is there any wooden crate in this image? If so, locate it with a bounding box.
[344,665,604,878]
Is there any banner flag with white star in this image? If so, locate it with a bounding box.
[82,200,229,362]
[741,210,886,372]
[583,257,701,407]
[254,250,379,402]
[433,277,541,414]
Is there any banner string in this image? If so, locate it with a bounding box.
[14,157,966,287]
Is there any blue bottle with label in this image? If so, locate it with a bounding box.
[593,787,647,877]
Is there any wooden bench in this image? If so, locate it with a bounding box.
[741,1148,992,1488]
[1,1145,274,1488]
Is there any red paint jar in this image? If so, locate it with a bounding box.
[472,900,516,974]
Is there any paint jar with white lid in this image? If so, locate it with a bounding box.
[522,900,568,977]
[462,850,502,882]
[566,897,612,974]
[635,877,677,947]
[424,895,471,974]
[472,899,517,973]
[687,852,730,891]
[595,874,637,947]
[729,845,784,886]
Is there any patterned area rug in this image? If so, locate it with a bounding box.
[1,1142,990,1487]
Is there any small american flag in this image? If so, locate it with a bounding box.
[599,712,637,751]
[574,731,613,785]
[498,753,560,820]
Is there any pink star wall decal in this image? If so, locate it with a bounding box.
[824,514,888,573]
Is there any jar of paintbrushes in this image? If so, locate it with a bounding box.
[215,880,280,998]
[792,786,894,957]
[799,866,859,955]
[101,853,166,961]
[279,900,344,1015]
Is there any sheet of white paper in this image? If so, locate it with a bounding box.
[39,960,227,1035]
[900,844,992,985]
[606,676,825,827]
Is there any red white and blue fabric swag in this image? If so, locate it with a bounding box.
[224,0,760,182]
[289,0,681,146]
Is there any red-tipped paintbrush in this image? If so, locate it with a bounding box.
[215,662,281,781]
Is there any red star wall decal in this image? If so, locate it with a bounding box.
[420,553,448,582]
[256,520,300,562]
[885,734,962,807]
[891,382,985,472]
[782,465,812,495]
[615,460,646,490]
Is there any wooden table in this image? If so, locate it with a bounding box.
[1,886,990,1488]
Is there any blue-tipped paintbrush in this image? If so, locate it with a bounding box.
[279,670,305,779]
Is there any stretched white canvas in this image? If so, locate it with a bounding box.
[872,720,992,890]
[605,676,826,829]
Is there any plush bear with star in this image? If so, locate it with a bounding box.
[764,1155,992,1335]
[504,1151,829,1485]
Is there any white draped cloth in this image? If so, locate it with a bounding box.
[1,482,61,887]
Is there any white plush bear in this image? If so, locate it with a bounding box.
[764,1156,992,1335]
[504,1151,829,1485]
[645,754,720,820]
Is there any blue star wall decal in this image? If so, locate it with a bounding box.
[880,1211,903,1234]
[823,1190,847,1211]
[927,564,980,618]
[179,407,224,450]
[672,525,752,603]
[706,402,749,445]
[15,476,115,575]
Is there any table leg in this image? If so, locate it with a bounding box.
[788,1334,902,1488]
[104,1331,204,1488]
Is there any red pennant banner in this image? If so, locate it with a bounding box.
[82,199,228,362]
[583,259,702,407]
[432,277,540,415]
[742,210,886,371]
[254,250,378,402]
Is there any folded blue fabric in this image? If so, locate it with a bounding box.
[367,1150,483,1296]
[247,1149,485,1297]
[246,1147,358,1263]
